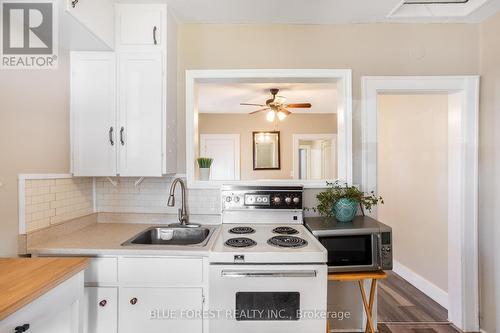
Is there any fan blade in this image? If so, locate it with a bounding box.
[279,108,291,115]
[249,107,270,115]
[285,103,312,108]
[241,103,266,107]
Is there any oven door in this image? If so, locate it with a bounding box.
[318,233,380,272]
[209,264,327,333]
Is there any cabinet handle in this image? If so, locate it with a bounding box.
[14,324,30,332]
[153,26,158,45]
[71,0,78,8]
[99,300,107,307]
[120,126,125,146]
[109,127,114,146]
[130,297,138,305]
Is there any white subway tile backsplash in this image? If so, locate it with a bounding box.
[95,177,221,216]
[24,177,94,232]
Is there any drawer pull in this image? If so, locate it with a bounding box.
[14,324,30,332]
[130,297,138,305]
[109,126,114,146]
[99,299,107,307]
[153,26,158,45]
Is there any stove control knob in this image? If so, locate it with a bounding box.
[225,196,232,203]
[234,196,240,203]
[285,197,292,204]
[293,197,300,204]
[273,197,281,204]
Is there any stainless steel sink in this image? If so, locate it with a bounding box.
[121,226,213,247]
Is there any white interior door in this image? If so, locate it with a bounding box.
[118,52,163,177]
[200,134,240,180]
[71,52,116,176]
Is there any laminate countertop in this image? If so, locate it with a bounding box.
[0,257,89,320]
[27,222,220,256]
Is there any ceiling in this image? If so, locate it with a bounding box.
[197,82,338,114]
[120,0,500,23]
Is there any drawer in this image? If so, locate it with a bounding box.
[85,258,118,284]
[118,257,203,284]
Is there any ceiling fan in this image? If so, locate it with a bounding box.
[240,88,312,122]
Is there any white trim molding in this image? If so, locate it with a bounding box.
[361,76,479,332]
[185,69,352,189]
[393,261,449,310]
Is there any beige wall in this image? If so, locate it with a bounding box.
[0,52,70,256]
[377,94,448,292]
[177,23,479,176]
[478,11,500,333]
[198,113,336,180]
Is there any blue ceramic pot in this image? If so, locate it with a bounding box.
[333,198,359,222]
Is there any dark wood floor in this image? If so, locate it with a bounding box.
[378,271,448,323]
[374,272,459,333]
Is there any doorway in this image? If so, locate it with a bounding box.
[376,93,450,326]
[361,76,479,332]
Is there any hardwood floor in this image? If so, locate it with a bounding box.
[378,323,462,333]
[378,271,448,323]
[374,271,460,333]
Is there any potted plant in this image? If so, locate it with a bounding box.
[197,157,213,181]
[312,181,384,222]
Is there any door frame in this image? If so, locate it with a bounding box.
[292,134,337,180]
[199,134,241,180]
[361,76,479,332]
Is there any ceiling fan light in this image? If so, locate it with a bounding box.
[277,111,287,121]
[266,110,276,122]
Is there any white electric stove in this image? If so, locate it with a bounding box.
[209,185,328,333]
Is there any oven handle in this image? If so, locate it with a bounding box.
[221,270,317,278]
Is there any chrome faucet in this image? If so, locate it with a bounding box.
[167,178,189,226]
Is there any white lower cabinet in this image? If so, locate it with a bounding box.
[119,287,203,333]
[83,287,118,333]
[82,257,206,333]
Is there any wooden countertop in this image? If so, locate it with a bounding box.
[0,257,89,320]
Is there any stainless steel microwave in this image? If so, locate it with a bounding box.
[305,216,392,273]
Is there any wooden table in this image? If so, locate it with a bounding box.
[0,257,89,320]
[328,271,387,333]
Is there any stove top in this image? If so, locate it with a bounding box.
[224,237,257,248]
[268,235,308,248]
[228,226,255,235]
[210,224,327,264]
[272,226,299,235]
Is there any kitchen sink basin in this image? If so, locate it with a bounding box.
[121,226,213,247]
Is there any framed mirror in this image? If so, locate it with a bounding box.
[253,131,280,170]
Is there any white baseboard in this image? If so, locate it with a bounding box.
[393,260,449,310]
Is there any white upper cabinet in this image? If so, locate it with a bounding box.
[71,52,117,176]
[118,52,163,177]
[116,4,166,48]
[70,4,177,177]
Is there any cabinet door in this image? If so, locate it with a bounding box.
[118,52,163,176]
[71,52,116,176]
[116,4,164,47]
[119,287,203,333]
[83,287,117,333]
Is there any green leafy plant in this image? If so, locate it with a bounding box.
[197,157,213,168]
[311,181,384,217]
